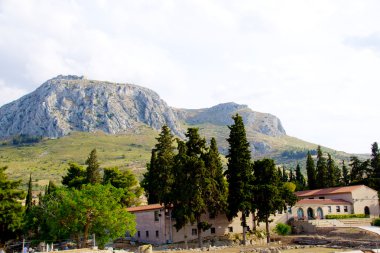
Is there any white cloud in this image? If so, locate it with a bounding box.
[0,0,379,153]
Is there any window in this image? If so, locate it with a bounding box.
[137,231,140,238]
[336,206,340,213]
[308,197,314,199]
[228,227,233,233]
[192,229,197,236]
[156,230,159,238]
[210,227,216,234]
[344,206,348,213]
[287,206,292,214]
[146,231,149,238]
[319,197,325,199]
[154,211,159,221]
[328,206,331,213]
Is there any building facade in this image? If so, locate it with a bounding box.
[127,185,379,244]
[126,204,251,244]
[291,185,380,220]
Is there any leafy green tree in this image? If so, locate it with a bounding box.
[341,160,350,186]
[225,114,254,245]
[86,148,101,184]
[28,184,136,249]
[316,146,328,188]
[295,163,306,190]
[306,151,317,189]
[253,159,297,243]
[25,173,33,213]
[62,162,86,189]
[103,167,142,207]
[0,166,25,245]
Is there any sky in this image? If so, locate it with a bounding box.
[0,0,379,154]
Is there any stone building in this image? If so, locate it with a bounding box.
[126,204,249,244]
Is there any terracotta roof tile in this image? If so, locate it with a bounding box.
[296,198,351,205]
[127,204,163,212]
[295,185,364,197]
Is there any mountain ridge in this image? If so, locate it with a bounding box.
[0,75,286,155]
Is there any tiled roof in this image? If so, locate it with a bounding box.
[296,198,351,205]
[127,204,163,212]
[295,185,364,197]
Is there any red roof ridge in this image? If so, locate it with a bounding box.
[295,185,365,197]
[127,203,163,212]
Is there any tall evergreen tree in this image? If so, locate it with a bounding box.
[85,149,101,184]
[172,128,215,247]
[172,139,191,248]
[225,114,254,245]
[0,166,25,244]
[371,142,380,177]
[327,153,340,187]
[25,173,33,213]
[141,150,159,204]
[306,151,317,189]
[46,180,56,195]
[295,163,306,190]
[204,138,228,218]
[350,156,369,183]
[253,159,297,243]
[316,146,328,188]
[142,126,175,206]
[341,160,350,186]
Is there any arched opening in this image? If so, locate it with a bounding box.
[307,208,314,220]
[317,207,323,219]
[364,206,370,217]
[297,208,304,220]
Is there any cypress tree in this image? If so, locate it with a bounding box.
[0,166,25,244]
[371,142,380,178]
[341,160,350,186]
[86,148,101,184]
[295,163,306,190]
[172,128,211,247]
[142,126,175,206]
[253,159,297,243]
[25,173,33,213]
[327,153,340,187]
[225,114,254,245]
[306,151,317,189]
[154,125,175,206]
[316,146,328,188]
[141,149,159,204]
[204,138,228,218]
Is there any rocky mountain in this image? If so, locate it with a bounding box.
[0,75,183,139]
[0,75,286,144]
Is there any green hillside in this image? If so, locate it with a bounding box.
[0,122,362,189]
[0,126,158,189]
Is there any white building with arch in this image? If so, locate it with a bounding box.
[291,185,379,220]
